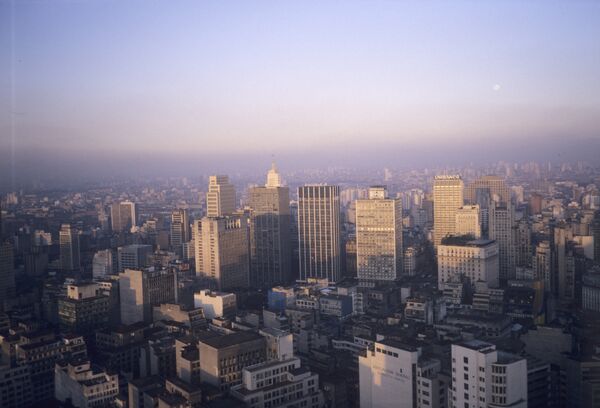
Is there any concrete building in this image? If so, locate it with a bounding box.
[355,186,403,283]
[437,237,499,289]
[298,185,341,284]
[55,358,119,408]
[59,224,80,271]
[533,241,552,293]
[92,249,117,279]
[206,175,236,217]
[433,175,464,247]
[111,200,137,232]
[230,357,324,408]
[403,246,418,277]
[489,201,516,284]
[119,268,176,324]
[248,163,292,287]
[464,175,511,206]
[193,290,237,319]
[58,282,110,334]
[117,244,152,272]
[198,331,266,391]
[170,208,190,257]
[194,215,249,290]
[0,364,32,408]
[0,241,15,302]
[582,271,600,312]
[455,204,481,238]
[451,340,527,408]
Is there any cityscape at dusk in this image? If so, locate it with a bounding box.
[1,1,600,407]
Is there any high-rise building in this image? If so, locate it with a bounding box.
[59,224,80,271]
[111,201,137,232]
[0,240,15,303]
[248,164,291,287]
[117,244,152,272]
[451,340,527,408]
[533,241,553,293]
[359,339,448,408]
[119,267,176,324]
[55,358,119,408]
[437,236,499,289]
[433,175,464,247]
[355,186,403,283]
[489,201,517,283]
[206,175,236,217]
[58,283,110,334]
[194,215,249,290]
[298,185,341,284]
[170,208,189,257]
[455,204,482,238]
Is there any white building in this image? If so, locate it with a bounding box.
[193,289,237,319]
[437,238,499,289]
[359,339,420,408]
[92,249,116,279]
[230,357,324,408]
[55,358,119,408]
[451,340,527,408]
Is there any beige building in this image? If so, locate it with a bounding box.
[455,204,481,238]
[206,175,236,217]
[111,200,137,232]
[489,201,516,283]
[194,215,249,290]
[355,186,403,283]
[464,175,511,205]
[55,358,119,408]
[437,237,499,289]
[60,224,80,271]
[193,289,237,319]
[298,185,341,284]
[433,175,464,247]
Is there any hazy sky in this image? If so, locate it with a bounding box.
[1,0,600,182]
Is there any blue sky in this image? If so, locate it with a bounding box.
[1,0,599,158]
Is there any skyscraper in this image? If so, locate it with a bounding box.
[59,224,80,271]
[298,185,341,284]
[248,164,291,287]
[489,201,516,283]
[433,175,464,247]
[170,208,190,257]
[355,186,403,283]
[0,241,15,304]
[194,215,250,290]
[119,267,176,324]
[464,175,511,205]
[111,201,137,232]
[206,175,236,217]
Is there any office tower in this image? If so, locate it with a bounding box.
[437,236,499,289]
[230,357,324,408]
[0,241,15,305]
[59,224,80,271]
[0,365,33,408]
[464,175,511,205]
[489,201,517,283]
[92,249,117,279]
[289,201,300,280]
[111,200,137,232]
[170,208,189,257]
[515,217,532,267]
[206,175,236,217]
[58,283,110,334]
[198,331,266,390]
[194,215,250,290]
[119,267,176,324]
[55,358,119,408]
[592,212,600,263]
[433,175,464,247]
[248,164,291,287]
[455,204,482,238]
[298,185,341,284]
[359,339,448,408]
[451,340,527,408]
[355,186,403,283]
[117,244,152,272]
[533,241,553,293]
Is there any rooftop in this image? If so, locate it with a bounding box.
[199,330,263,349]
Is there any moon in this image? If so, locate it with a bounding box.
[493,84,501,91]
